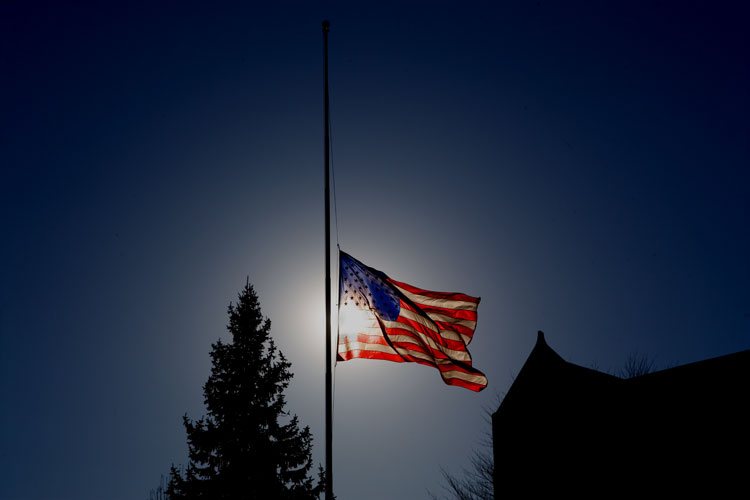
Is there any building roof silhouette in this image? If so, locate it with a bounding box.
[492,332,749,496]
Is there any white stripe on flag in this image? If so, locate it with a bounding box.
[423,311,476,329]
[338,341,398,355]
[439,369,488,385]
[384,329,472,362]
[393,284,478,310]
[398,308,440,333]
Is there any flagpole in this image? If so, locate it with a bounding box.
[322,19,333,500]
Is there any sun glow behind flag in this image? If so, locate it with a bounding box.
[337,251,487,392]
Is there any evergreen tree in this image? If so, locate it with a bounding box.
[167,281,322,499]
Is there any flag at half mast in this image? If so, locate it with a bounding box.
[337,251,487,392]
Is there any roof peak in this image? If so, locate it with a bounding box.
[529,330,565,365]
[536,330,547,346]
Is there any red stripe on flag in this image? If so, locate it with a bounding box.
[338,349,404,363]
[420,305,478,321]
[432,320,476,338]
[388,319,469,353]
[389,279,480,304]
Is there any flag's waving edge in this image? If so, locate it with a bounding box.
[337,251,487,392]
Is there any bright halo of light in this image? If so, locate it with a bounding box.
[338,301,380,340]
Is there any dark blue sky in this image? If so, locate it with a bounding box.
[2,2,748,499]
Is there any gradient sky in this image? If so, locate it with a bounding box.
[1,2,748,499]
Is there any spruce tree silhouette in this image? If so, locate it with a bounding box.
[167,281,323,499]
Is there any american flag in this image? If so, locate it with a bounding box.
[337,251,487,392]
